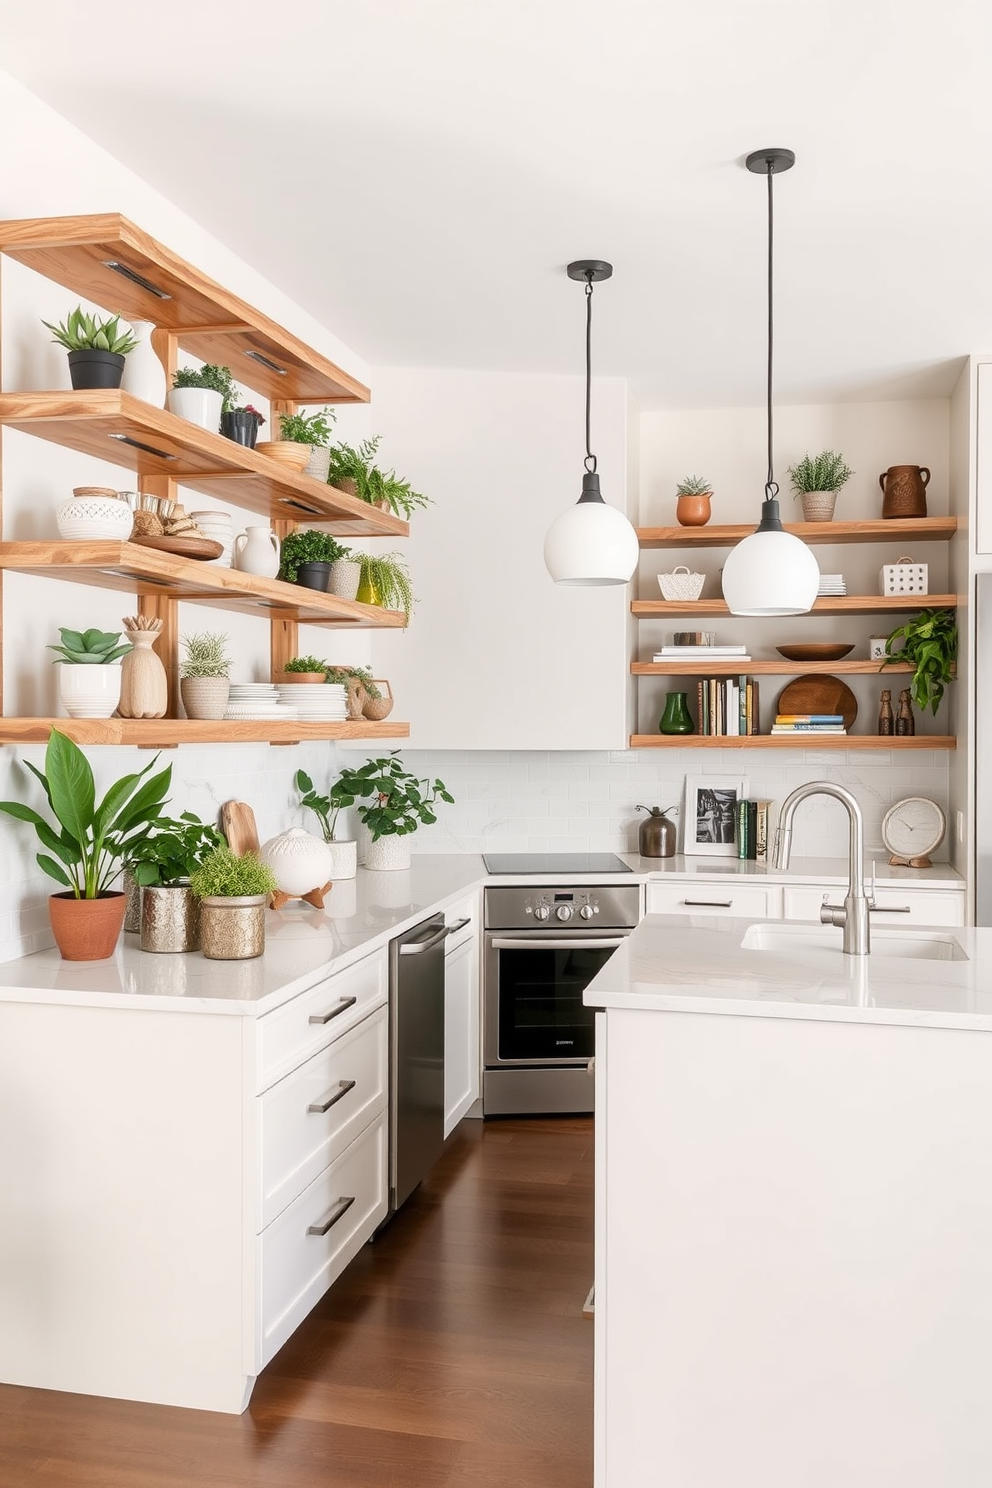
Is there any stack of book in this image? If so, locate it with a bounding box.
[817,573,847,596]
[735,798,773,862]
[771,713,847,735]
[653,643,752,662]
[695,675,760,735]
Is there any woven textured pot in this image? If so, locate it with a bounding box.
[364,832,412,871]
[180,676,230,721]
[362,680,394,720]
[800,490,837,522]
[49,891,126,961]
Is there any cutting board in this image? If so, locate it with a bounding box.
[221,800,261,856]
[776,674,858,729]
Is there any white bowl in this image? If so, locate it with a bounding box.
[56,497,133,541]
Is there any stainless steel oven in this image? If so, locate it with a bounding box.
[483,882,641,1115]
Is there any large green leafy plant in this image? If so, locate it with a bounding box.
[326,436,432,519]
[294,767,358,842]
[336,753,453,842]
[0,730,172,898]
[278,408,336,446]
[278,530,351,583]
[42,306,138,355]
[883,607,958,714]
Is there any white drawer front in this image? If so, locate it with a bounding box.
[647,882,780,920]
[258,1006,388,1231]
[257,947,387,1091]
[783,885,965,926]
[258,1111,387,1369]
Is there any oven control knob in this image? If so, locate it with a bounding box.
[533,904,551,921]
[555,904,573,922]
[579,904,595,920]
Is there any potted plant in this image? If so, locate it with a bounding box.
[167,363,238,432]
[270,407,337,481]
[189,846,277,960]
[675,475,713,527]
[0,729,172,960]
[42,306,138,390]
[787,450,854,523]
[125,811,225,950]
[281,654,329,685]
[325,436,432,518]
[882,607,957,714]
[222,403,265,449]
[277,529,352,591]
[294,767,360,879]
[180,631,232,720]
[356,551,414,620]
[336,752,453,871]
[49,625,133,720]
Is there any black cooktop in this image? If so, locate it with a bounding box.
[483,852,633,875]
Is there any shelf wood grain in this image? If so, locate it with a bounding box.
[630,734,956,750]
[0,718,410,747]
[637,517,958,548]
[632,594,959,618]
[632,660,920,676]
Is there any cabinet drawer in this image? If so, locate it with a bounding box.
[258,1111,387,1370]
[258,1005,388,1231]
[783,885,965,926]
[647,882,780,920]
[256,947,387,1091]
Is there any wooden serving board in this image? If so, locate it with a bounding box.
[776,674,859,728]
[221,800,261,856]
[131,534,224,560]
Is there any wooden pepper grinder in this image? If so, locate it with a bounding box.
[117,614,168,719]
[896,688,915,736]
[877,689,894,736]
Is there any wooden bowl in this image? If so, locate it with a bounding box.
[776,643,855,662]
[255,440,311,472]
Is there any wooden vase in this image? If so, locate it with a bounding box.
[118,625,168,718]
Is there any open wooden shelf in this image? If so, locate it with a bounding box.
[0,541,408,627]
[636,517,958,549]
[632,594,959,619]
[0,392,406,536]
[0,718,410,747]
[630,734,956,750]
[632,660,919,676]
[0,213,369,405]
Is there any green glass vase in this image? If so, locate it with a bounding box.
[659,690,695,735]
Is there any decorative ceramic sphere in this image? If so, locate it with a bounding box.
[260,829,334,897]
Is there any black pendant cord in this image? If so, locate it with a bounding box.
[764,162,776,503]
[583,275,597,476]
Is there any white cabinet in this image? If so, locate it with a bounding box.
[783,883,965,926]
[646,879,782,920]
[443,892,481,1136]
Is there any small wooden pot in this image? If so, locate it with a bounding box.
[255,440,311,472]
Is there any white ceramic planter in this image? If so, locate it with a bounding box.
[58,663,122,719]
[121,321,167,407]
[261,829,334,897]
[363,832,412,871]
[327,559,362,600]
[167,386,224,432]
[326,838,358,879]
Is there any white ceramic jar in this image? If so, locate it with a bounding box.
[234,526,280,578]
[261,829,334,898]
[58,663,123,718]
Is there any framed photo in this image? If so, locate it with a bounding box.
[683,775,749,857]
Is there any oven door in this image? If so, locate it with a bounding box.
[483,929,629,1067]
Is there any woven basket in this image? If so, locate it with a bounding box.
[362,680,394,721]
[658,566,705,601]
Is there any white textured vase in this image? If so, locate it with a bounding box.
[121,321,167,407]
[167,386,223,432]
[58,663,123,719]
[363,832,412,871]
[326,838,358,879]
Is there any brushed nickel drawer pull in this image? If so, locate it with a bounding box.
[447,916,472,934]
[306,1195,356,1236]
[308,1079,357,1114]
[309,995,358,1025]
[682,898,733,908]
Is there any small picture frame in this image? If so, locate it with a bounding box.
[683,775,749,857]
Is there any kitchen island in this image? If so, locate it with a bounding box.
[586,914,992,1488]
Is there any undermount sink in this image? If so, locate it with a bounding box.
[741,922,968,962]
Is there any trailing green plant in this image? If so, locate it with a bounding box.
[42,306,138,355]
[334,752,453,842]
[48,627,132,665]
[180,631,232,679]
[277,407,336,446]
[676,475,711,497]
[294,767,358,842]
[171,363,240,411]
[358,551,414,619]
[326,436,432,519]
[882,607,958,714]
[324,665,381,700]
[188,846,277,899]
[0,729,171,898]
[283,654,328,675]
[787,450,855,495]
[127,812,225,886]
[277,529,352,583]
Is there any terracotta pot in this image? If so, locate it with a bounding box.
[279,672,327,685]
[675,492,712,526]
[48,891,126,961]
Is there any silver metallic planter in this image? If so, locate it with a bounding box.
[199,895,267,960]
[140,883,201,954]
[123,871,142,933]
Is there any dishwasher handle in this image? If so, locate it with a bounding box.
[399,922,450,955]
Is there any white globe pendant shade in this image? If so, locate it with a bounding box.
[544,491,639,586]
[721,526,820,615]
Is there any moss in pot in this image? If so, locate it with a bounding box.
[189,847,277,960]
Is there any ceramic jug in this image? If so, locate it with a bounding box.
[879,464,930,519]
[234,526,280,578]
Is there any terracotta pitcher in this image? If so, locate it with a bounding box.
[879,464,930,519]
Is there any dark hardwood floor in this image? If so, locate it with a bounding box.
[0,1116,594,1487]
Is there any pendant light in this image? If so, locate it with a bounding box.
[721,149,820,616]
[543,260,639,586]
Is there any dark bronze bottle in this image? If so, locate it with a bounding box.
[896,689,915,736]
[635,805,677,857]
[877,689,894,736]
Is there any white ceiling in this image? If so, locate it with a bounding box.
[1,0,991,408]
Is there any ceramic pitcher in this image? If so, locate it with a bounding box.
[234,526,280,578]
[879,464,930,519]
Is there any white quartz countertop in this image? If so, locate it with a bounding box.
[585,913,992,1031]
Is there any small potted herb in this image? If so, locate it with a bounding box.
[335,753,453,871]
[168,363,238,432]
[42,306,138,390]
[49,625,133,720]
[189,846,277,960]
[882,607,957,714]
[273,408,337,480]
[125,812,225,951]
[787,450,854,523]
[281,654,329,685]
[326,436,432,519]
[675,475,713,527]
[294,767,359,878]
[277,529,352,590]
[179,631,232,720]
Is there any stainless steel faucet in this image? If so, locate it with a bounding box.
[773,781,870,955]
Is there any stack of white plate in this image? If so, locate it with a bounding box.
[275,682,349,721]
[225,683,298,721]
[817,573,847,595]
[190,510,234,566]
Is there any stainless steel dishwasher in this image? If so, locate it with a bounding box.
[388,913,448,1213]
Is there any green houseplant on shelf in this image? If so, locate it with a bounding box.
[326,436,432,519]
[357,551,414,620]
[277,529,352,591]
[0,729,172,960]
[675,475,713,527]
[335,752,453,871]
[180,631,232,721]
[787,450,854,523]
[294,767,360,878]
[276,408,337,481]
[281,654,329,684]
[124,811,226,951]
[882,607,958,715]
[42,305,138,390]
[49,626,133,720]
[189,846,277,960]
[168,362,238,433]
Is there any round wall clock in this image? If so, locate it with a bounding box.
[880,797,946,868]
